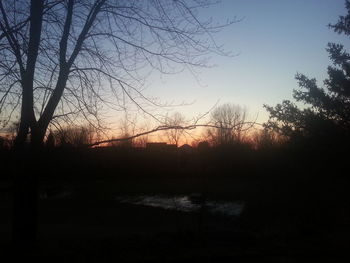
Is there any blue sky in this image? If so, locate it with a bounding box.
[143,0,349,125]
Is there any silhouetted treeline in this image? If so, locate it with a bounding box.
[1,129,349,261]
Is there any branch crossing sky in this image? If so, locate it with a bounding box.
[144,0,349,124]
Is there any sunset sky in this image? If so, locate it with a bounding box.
[1,0,348,142]
[138,0,349,128]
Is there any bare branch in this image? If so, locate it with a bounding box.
[87,121,262,148]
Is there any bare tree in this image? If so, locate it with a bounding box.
[251,127,286,150]
[207,103,249,146]
[132,121,152,148]
[0,1,236,243]
[112,114,137,148]
[163,112,186,146]
[0,0,235,148]
[52,125,95,147]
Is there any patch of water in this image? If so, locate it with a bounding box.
[206,201,244,217]
[115,194,244,217]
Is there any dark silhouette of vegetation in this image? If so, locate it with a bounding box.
[264,2,350,149]
[1,127,349,261]
[251,128,285,150]
[0,0,235,245]
[0,0,235,148]
[163,112,187,147]
[50,125,95,148]
[1,1,350,262]
[207,103,251,146]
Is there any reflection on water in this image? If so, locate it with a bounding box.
[116,194,244,217]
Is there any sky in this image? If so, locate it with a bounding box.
[2,0,348,142]
[142,0,349,126]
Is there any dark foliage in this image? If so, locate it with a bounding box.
[264,1,350,149]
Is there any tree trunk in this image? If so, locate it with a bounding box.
[31,123,46,148]
[14,122,29,148]
[13,84,35,148]
[12,85,39,246]
[11,0,44,247]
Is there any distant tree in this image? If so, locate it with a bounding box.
[126,121,151,148]
[197,140,210,151]
[163,112,186,146]
[264,1,350,146]
[109,115,138,148]
[251,128,285,150]
[207,103,248,146]
[0,0,235,148]
[53,125,95,147]
[109,133,133,148]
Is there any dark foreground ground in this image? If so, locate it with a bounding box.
[0,146,349,262]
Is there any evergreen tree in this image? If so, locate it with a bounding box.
[264,1,350,145]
